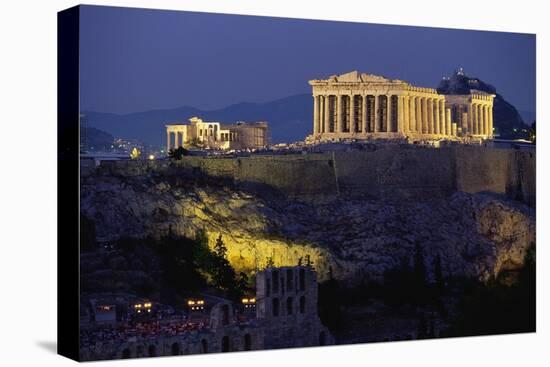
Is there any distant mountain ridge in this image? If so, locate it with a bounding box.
[83,94,312,146]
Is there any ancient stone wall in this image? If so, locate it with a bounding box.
[88,147,535,206]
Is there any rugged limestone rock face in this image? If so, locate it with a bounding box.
[80,172,535,284]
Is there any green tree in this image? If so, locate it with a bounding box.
[211,235,238,294]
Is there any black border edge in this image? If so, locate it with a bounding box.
[57,4,80,362]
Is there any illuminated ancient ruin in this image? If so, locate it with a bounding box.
[79,266,332,360]
[166,117,269,151]
[308,71,494,142]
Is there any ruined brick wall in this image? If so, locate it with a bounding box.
[256,266,334,348]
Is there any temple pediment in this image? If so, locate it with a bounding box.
[329,71,391,83]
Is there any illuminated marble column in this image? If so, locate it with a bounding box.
[166,130,171,152]
[415,96,422,133]
[422,97,429,134]
[313,95,320,134]
[484,105,490,137]
[433,99,440,135]
[397,95,405,133]
[472,103,478,135]
[337,95,343,133]
[409,96,418,133]
[467,104,473,135]
[427,98,434,134]
[403,96,410,133]
[324,95,330,133]
[439,100,446,135]
[350,94,355,134]
[489,105,493,138]
[319,96,324,133]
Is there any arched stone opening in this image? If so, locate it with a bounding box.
[286,297,293,315]
[148,344,156,357]
[244,334,252,351]
[299,296,306,314]
[272,270,279,293]
[286,269,293,290]
[272,298,280,317]
[201,339,208,353]
[222,304,230,325]
[299,268,305,291]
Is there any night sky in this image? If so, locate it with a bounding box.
[80,5,536,116]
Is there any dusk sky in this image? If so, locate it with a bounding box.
[80,5,536,116]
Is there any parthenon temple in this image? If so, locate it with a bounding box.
[308,71,495,142]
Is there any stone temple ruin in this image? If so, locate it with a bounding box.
[308,71,495,143]
[79,266,333,360]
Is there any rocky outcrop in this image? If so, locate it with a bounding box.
[80,171,535,284]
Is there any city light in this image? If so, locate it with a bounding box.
[148,154,155,160]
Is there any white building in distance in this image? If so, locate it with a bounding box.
[166,117,269,152]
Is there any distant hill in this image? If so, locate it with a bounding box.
[83,94,312,146]
[519,110,536,127]
[80,126,114,151]
[437,70,532,139]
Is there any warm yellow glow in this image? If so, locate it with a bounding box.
[130,147,141,159]
[242,298,249,304]
[148,154,155,160]
[144,302,152,308]
[197,300,204,305]
[134,303,142,309]
[187,300,195,306]
[250,298,256,303]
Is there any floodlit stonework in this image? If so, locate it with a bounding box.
[308,71,495,142]
[79,266,333,360]
[166,117,269,151]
